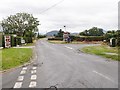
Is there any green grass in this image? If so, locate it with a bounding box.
[48,40,67,44]
[1,48,32,70]
[81,45,119,61]
[48,40,86,44]
[48,40,102,44]
[48,40,84,44]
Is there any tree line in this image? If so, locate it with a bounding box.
[51,27,120,46]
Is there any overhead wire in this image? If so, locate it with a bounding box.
[39,0,64,14]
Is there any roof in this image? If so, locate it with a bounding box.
[64,32,70,34]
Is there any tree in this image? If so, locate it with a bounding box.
[79,30,89,36]
[57,29,64,37]
[88,27,104,36]
[104,30,118,42]
[79,27,104,36]
[1,13,39,37]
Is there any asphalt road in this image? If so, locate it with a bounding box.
[2,39,118,88]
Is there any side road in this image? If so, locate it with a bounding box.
[2,39,118,88]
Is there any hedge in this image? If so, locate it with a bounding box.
[2,35,5,47]
[23,37,33,43]
[70,36,105,41]
[16,37,22,45]
[48,36,105,41]
[11,36,17,47]
[48,37,63,41]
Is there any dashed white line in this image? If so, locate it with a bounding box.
[29,81,37,88]
[31,70,37,74]
[65,46,73,50]
[17,76,24,81]
[22,67,27,70]
[32,67,37,70]
[14,66,38,88]
[13,82,22,88]
[93,70,114,82]
[20,70,26,75]
[31,75,37,80]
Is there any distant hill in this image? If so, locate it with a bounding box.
[46,30,59,36]
[71,33,79,36]
[103,30,107,33]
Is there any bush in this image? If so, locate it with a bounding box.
[2,35,5,48]
[84,36,105,41]
[16,37,22,45]
[11,36,17,47]
[38,35,46,38]
[24,37,33,43]
[69,36,105,41]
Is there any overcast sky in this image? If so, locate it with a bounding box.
[0,0,119,34]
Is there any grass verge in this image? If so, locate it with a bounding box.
[48,40,66,44]
[81,45,119,61]
[1,48,32,70]
[48,40,102,44]
[24,43,35,46]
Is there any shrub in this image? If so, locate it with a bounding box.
[24,37,33,43]
[38,35,46,38]
[2,35,5,48]
[16,37,21,45]
[11,36,17,47]
[69,36,105,41]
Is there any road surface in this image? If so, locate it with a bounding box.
[2,39,118,88]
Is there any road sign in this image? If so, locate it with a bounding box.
[21,39,25,44]
[4,35,11,48]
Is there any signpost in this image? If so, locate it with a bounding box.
[4,36,11,48]
[21,39,25,44]
[63,32,70,42]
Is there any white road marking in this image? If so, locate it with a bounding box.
[31,70,37,74]
[93,70,114,82]
[20,70,26,74]
[29,81,37,88]
[32,67,37,70]
[17,76,24,81]
[13,82,22,88]
[31,75,37,80]
[65,46,73,50]
[22,67,27,70]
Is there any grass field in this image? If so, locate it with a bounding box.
[81,45,119,61]
[1,48,32,70]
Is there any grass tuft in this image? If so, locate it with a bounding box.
[81,45,118,61]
